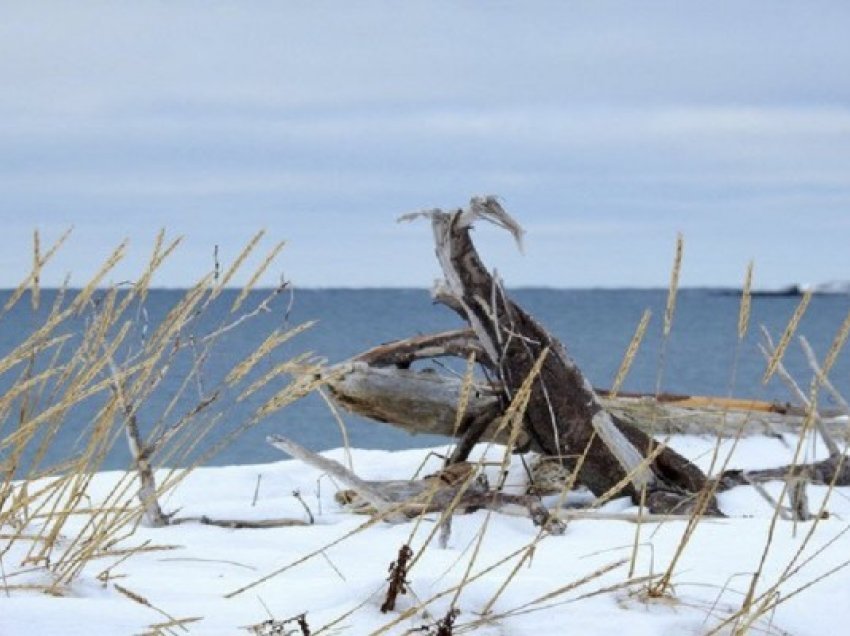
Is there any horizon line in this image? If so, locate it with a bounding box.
[0,284,786,292]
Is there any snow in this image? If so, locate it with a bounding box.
[4,435,850,635]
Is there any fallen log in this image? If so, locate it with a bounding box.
[325,350,850,442]
[326,360,508,445]
[604,395,849,439]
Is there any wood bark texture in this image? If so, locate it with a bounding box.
[325,335,850,442]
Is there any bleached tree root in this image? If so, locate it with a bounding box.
[267,434,565,533]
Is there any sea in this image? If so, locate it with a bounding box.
[2,288,849,472]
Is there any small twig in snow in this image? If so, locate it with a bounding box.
[381,544,414,613]
[438,515,452,549]
[292,490,314,525]
[251,474,262,507]
[319,551,347,582]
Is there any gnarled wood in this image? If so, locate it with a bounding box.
[354,328,486,369]
[402,198,708,506]
[314,197,850,520]
[326,361,511,444]
[326,334,850,442]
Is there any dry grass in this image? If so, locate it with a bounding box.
[256,238,844,636]
[236,265,849,636]
[663,232,684,338]
[610,308,651,398]
[0,231,315,599]
[4,227,850,636]
[378,243,848,636]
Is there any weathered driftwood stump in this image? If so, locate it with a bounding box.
[327,335,850,443]
[328,197,714,514]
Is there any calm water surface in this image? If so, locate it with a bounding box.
[2,288,848,471]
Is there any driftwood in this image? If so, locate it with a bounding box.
[170,516,309,529]
[268,434,410,523]
[320,197,850,519]
[327,198,708,514]
[268,434,564,533]
[327,359,506,445]
[326,340,850,443]
[327,356,850,518]
[603,395,849,440]
[722,454,850,489]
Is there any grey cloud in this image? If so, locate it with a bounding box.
[1,2,849,288]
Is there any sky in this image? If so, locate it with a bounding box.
[1,1,849,289]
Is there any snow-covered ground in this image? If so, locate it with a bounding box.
[4,434,850,635]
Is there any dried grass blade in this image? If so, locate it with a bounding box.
[738,261,754,340]
[663,233,684,337]
[611,309,651,397]
[212,230,265,298]
[231,240,286,313]
[762,290,812,383]
[3,226,72,314]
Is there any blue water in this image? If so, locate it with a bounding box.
[2,288,849,472]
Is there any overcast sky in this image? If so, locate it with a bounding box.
[1,2,849,289]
